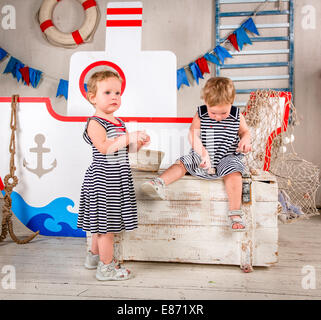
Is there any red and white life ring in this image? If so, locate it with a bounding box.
[38,0,100,48]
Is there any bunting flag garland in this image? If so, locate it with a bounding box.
[2,55,43,88]
[177,68,190,90]
[177,16,260,90]
[0,14,261,95]
[56,79,69,100]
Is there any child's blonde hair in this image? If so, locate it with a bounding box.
[201,77,235,106]
[86,70,122,102]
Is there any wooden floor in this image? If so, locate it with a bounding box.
[0,213,321,300]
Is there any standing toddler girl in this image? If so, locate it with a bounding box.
[77,70,150,280]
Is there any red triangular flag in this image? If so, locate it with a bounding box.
[228,33,239,51]
[19,66,30,86]
[196,57,210,75]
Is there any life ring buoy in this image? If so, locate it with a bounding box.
[37,0,100,48]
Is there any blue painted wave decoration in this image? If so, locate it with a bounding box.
[1,191,86,237]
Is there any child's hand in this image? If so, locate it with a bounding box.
[129,131,150,145]
[237,137,252,154]
[138,130,150,146]
[199,152,212,171]
[141,133,151,146]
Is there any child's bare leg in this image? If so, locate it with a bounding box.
[91,233,99,255]
[159,161,187,185]
[223,172,244,230]
[97,233,114,264]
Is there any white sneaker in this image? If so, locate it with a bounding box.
[84,251,99,269]
[141,178,166,200]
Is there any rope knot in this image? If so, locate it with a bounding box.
[4,174,18,189]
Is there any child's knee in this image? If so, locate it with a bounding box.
[174,160,187,171]
[224,171,241,179]
[98,233,114,239]
[223,172,242,186]
[232,171,242,178]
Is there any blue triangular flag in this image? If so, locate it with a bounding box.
[34,69,43,87]
[177,68,190,90]
[14,60,25,82]
[29,68,42,88]
[235,27,252,50]
[214,46,232,65]
[3,56,25,81]
[3,56,17,74]
[0,47,8,61]
[242,18,260,36]
[56,79,69,100]
[189,62,203,85]
[29,68,36,87]
[204,53,221,66]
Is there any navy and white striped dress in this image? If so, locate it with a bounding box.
[77,116,138,234]
[179,105,245,179]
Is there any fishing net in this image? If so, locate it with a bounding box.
[270,153,320,222]
[243,90,320,223]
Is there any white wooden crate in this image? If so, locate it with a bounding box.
[87,170,278,272]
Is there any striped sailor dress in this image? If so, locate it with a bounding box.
[77,116,138,234]
[179,105,245,179]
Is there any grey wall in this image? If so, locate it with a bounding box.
[0,0,320,205]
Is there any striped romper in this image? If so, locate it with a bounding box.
[77,116,138,234]
[179,105,245,179]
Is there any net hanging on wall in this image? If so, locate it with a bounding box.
[243,90,320,223]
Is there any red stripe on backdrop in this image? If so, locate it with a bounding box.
[263,97,290,171]
[106,20,142,27]
[0,97,193,123]
[121,117,192,123]
[0,177,4,191]
[107,8,143,15]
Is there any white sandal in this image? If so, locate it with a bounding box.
[96,261,132,281]
[112,259,128,271]
[141,178,166,200]
[227,210,247,232]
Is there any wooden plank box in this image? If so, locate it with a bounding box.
[87,170,279,272]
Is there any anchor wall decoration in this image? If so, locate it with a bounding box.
[23,134,57,178]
